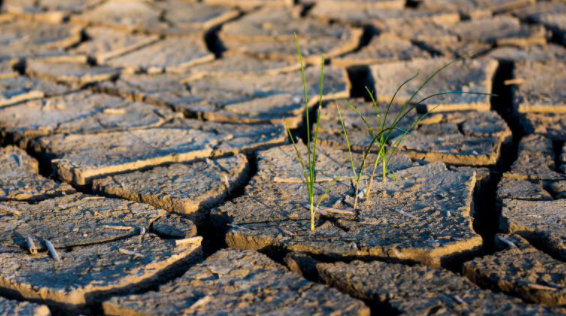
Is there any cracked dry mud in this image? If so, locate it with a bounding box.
[464,234,566,307]
[214,144,481,267]
[317,100,511,166]
[103,249,370,316]
[284,252,564,315]
[93,154,249,225]
[2,0,566,315]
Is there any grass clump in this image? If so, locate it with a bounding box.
[283,34,339,232]
[338,58,493,210]
[285,35,492,230]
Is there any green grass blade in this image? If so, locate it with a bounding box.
[311,55,325,184]
[295,33,311,166]
[336,103,358,181]
[284,123,312,195]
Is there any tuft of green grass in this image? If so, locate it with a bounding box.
[337,57,494,209]
[284,34,340,232]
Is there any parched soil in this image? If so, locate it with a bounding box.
[1,0,566,315]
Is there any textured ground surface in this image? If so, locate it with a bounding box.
[1,0,566,315]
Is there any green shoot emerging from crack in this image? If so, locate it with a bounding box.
[338,57,494,209]
[284,34,339,232]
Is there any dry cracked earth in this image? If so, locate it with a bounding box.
[1,0,566,315]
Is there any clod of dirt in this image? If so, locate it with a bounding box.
[183,54,300,81]
[500,198,566,261]
[302,0,405,10]
[204,0,293,9]
[25,60,120,87]
[218,7,363,63]
[510,1,566,21]
[150,1,239,37]
[310,6,459,32]
[497,178,552,201]
[504,134,566,181]
[0,234,202,308]
[513,60,566,113]
[0,193,186,250]
[464,234,566,307]
[521,113,566,142]
[486,44,566,63]
[31,122,284,185]
[0,146,75,202]
[0,61,18,79]
[0,76,72,108]
[369,58,498,112]
[106,38,214,74]
[2,0,103,23]
[331,34,431,67]
[99,66,350,128]
[102,248,370,316]
[535,13,566,45]
[302,253,563,315]
[214,144,482,267]
[420,0,535,20]
[70,1,163,32]
[0,19,82,62]
[0,296,50,316]
[94,154,249,225]
[70,27,159,64]
[449,16,547,47]
[0,91,181,146]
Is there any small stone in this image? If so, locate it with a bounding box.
[70,27,159,63]
[370,58,498,112]
[203,0,294,9]
[464,234,566,306]
[0,296,50,316]
[26,60,120,86]
[0,146,75,201]
[106,38,214,74]
[0,91,181,144]
[513,60,566,113]
[102,249,370,316]
[332,34,431,67]
[94,155,249,225]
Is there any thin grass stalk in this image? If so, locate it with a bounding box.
[336,103,360,209]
